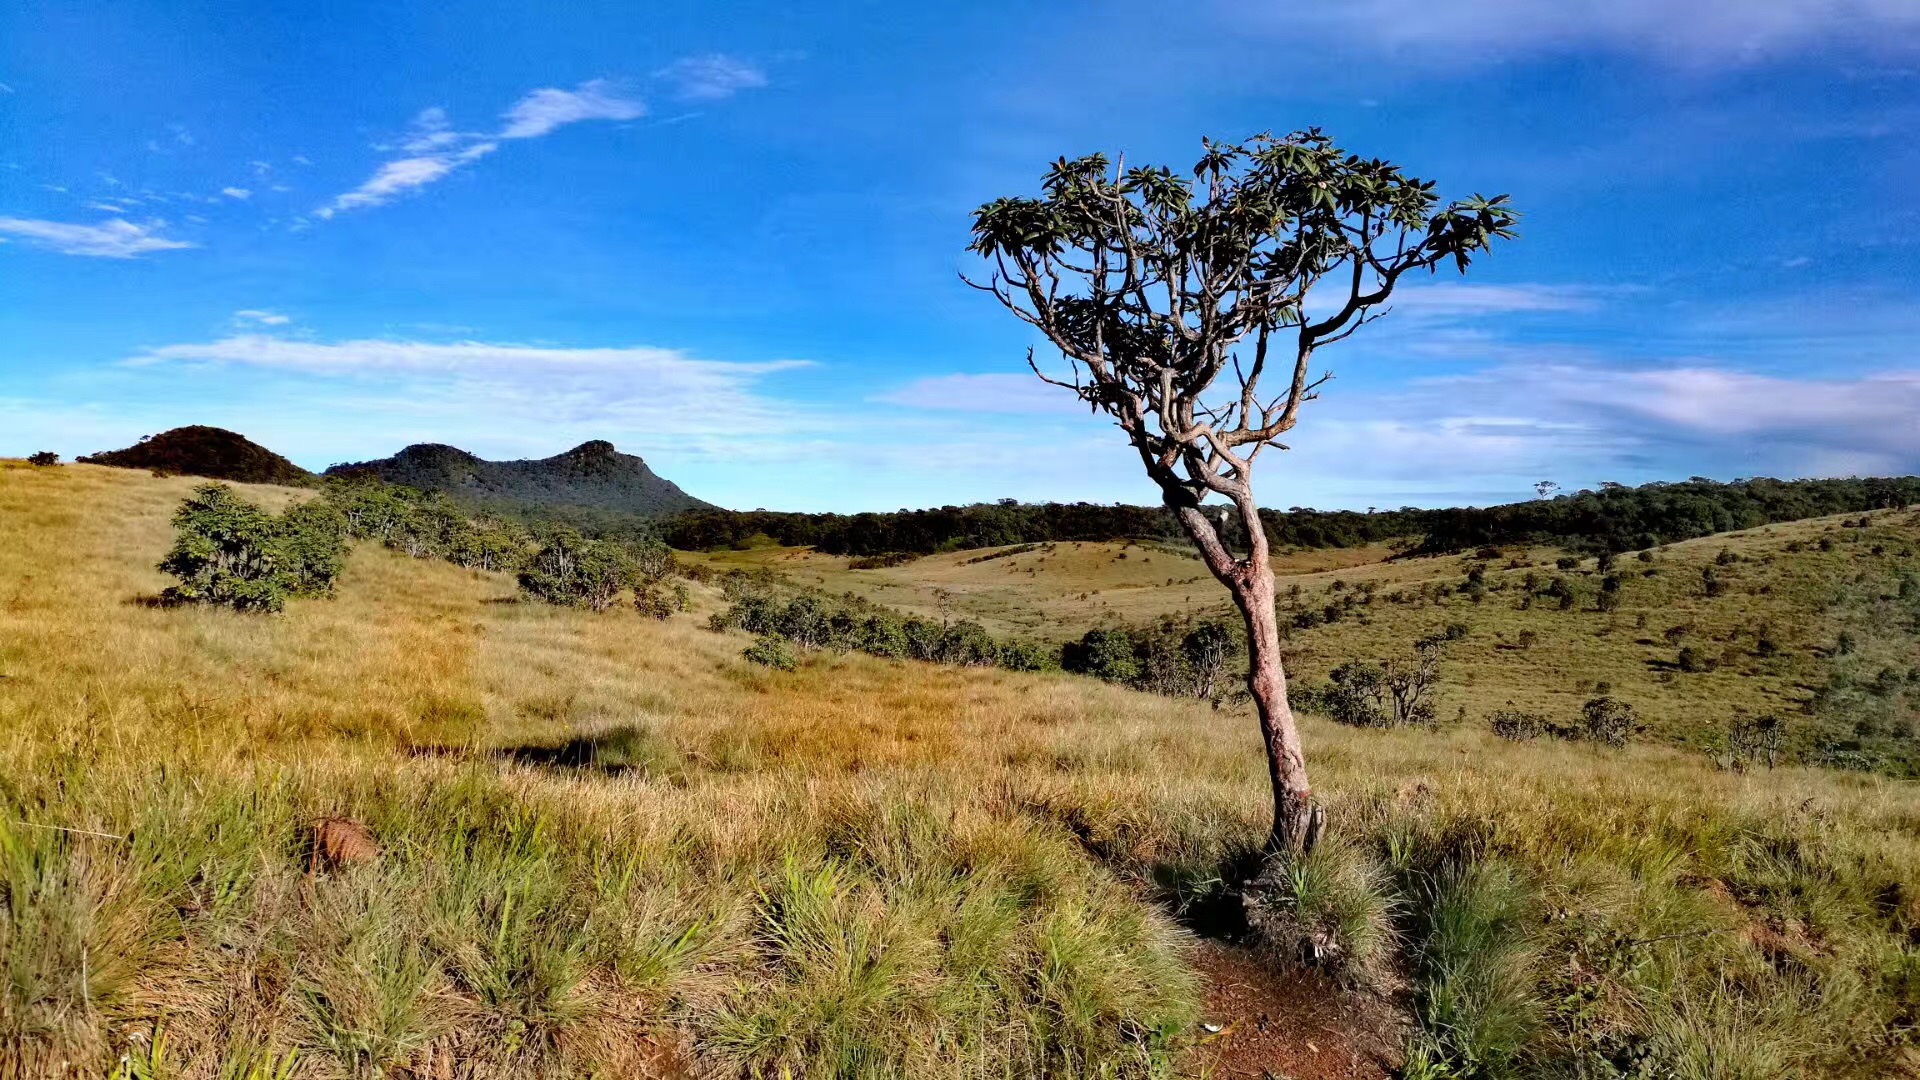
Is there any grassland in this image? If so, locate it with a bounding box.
[7,463,1920,1078]
[691,513,1920,758]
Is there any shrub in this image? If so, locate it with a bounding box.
[1728,714,1786,770]
[847,552,919,569]
[273,500,351,598]
[743,635,797,670]
[1180,620,1239,700]
[1314,662,1389,727]
[995,639,1054,672]
[935,620,1000,666]
[517,530,633,612]
[858,615,909,659]
[26,451,58,466]
[634,581,688,620]
[1555,556,1579,570]
[1580,697,1637,747]
[774,596,833,647]
[1061,628,1141,684]
[1488,710,1547,741]
[158,484,347,612]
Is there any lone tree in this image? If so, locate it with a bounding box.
[967,130,1517,854]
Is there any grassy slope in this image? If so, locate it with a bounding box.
[6,464,1920,1077]
[689,515,1920,754]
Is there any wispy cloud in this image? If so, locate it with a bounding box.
[320,80,644,218]
[319,142,497,217]
[654,55,768,102]
[1380,282,1606,316]
[498,79,644,139]
[233,309,292,326]
[220,186,252,200]
[0,216,194,258]
[124,334,815,460]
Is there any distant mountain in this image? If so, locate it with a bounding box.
[325,440,715,519]
[78,426,315,486]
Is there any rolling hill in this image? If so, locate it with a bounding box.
[76,424,314,486]
[325,439,715,520]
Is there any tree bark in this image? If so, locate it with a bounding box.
[1170,499,1319,857]
[1234,566,1318,856]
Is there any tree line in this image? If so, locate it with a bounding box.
[660,475,1920,560]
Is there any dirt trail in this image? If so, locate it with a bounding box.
[1183,941,1405,1079]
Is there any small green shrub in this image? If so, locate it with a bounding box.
[743,635,797,670]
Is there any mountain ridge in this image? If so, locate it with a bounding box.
[324,439,715,518]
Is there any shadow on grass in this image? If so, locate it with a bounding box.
[493,724,687,780]
[405,723,688,782]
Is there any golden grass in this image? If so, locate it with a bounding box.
[687,511,1920,750]
[5,465,1920,1077]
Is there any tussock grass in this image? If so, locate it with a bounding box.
[4,465,1920,1076]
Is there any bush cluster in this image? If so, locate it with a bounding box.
[1298,634,1451,728]
[158,483,348,612]
[1486,697,1640,748]
[1059,617,1243,701]
[321,476,686,615]
[711,575,1051,673]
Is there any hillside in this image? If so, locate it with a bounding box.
[326,439,713,521]
[7,463,1920,1077]
[685,511,1920,769]
[76,424,314,485]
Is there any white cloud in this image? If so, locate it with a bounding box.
[1282,0,1920,62]
[654,54,768,102]
[498,79,644,139]
[390,106,468,153]
[0,216,194,258]
[249,160,273,178]
[122,334,817,463]
[233,309,292,326]
[319,81,644,217]
[319,141,497,217]
[221,186,252,200]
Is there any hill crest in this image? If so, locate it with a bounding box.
[325,439,714,518]
[77,425,314,486]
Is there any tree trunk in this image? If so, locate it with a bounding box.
[1171,501,1319,858]
[1233,566,1318,856]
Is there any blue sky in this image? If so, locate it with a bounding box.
[3,1,1918,512]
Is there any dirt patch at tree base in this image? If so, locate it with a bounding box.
[1183,940,1407,1080]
